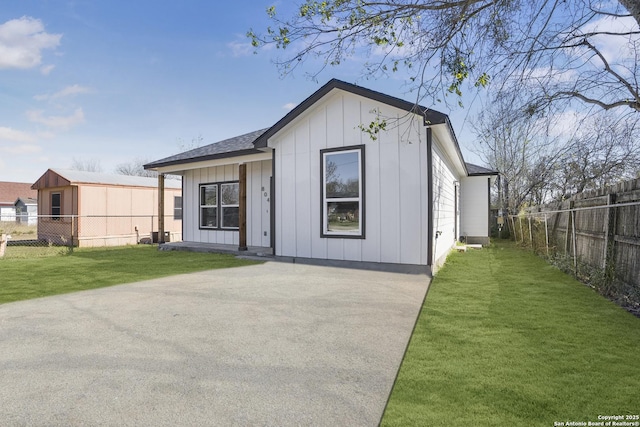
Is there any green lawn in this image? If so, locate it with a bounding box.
[0,245,260,304]
[382,241,639,427]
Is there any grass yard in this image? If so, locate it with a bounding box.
[382,241,639,427]
[0,245,260,304]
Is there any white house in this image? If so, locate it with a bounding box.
[14,197,38,226]
[0,182,37,223]
[145,79,497,274]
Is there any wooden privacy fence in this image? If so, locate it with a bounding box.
[509,178,640,311]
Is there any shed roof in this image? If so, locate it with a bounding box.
[32,169,182,190]
[0,181,37,206]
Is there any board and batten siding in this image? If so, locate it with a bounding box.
[182,160,271,247]
[431,141,460,268]
[269,90,430,266]
[460,175,490,240]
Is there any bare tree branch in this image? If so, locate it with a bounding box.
[248,0,640,115]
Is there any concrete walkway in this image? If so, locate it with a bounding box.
[0,262,429,426]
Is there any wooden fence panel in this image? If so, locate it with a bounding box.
[518,178,640,302]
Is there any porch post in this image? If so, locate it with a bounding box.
[238,163,247,251]
[158,173,165,244]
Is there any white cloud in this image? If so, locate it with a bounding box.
[527,67,577,83]
[514,66,577,91]
[540,110,587,139]
[0,144,41,154]
[40,64,55,75]
[34,84,92,101]
[26,108,85,130]
[37,130,55,139]
[579,15,639,63]
[282,102,297,110]
[227,39,254,57]
[0,126,36,142]
[0,16,62,69]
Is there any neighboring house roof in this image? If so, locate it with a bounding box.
[466,163,498,176]
[32,169,182,190]
[0,181,37,206]
[144,128,269,169]
[15,197,37,206]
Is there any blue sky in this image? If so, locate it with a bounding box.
[0,0,481,183]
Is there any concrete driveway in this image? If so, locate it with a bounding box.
[0,262,429,426]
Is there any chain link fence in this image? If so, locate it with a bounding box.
[0,215,182,259]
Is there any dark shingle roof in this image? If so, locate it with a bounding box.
[144,129,269,169]
[466,163,498,176]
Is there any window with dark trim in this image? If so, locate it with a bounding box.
[174,196,183,220]
[220,183,239,228]
[51,192,61,220]
[199,182,239,229]
[321,145,365,238]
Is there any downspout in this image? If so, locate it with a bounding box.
[426,127,434,272]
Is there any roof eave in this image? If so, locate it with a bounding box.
[468,171,499,177]
[144,148,265,170]
[442,116,469,176]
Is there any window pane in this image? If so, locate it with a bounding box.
[222,207,239,228]
[327,201,359,232]
[51,193,61,219]
[221,183,239,205]
[325,151,359,198]
[201,186,217,206]
[201,207,217,227]
[174,196,182,220]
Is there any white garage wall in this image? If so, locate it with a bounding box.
[182,160,271,247]
[270,89,430,266]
